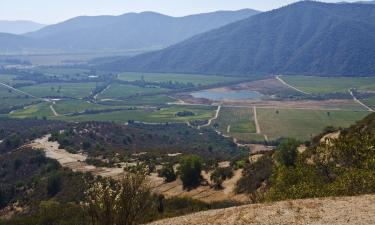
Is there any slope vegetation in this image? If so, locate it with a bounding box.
[113,2,375,77]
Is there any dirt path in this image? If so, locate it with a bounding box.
[253,106,261,134]
[49,103,59,116]
[28,134,247,203]
[227,125,231,133]
[276,75,310,95]
[349,89,374,112]
[29,135,124,178]
[149,194,375,225]
[94,84,111,101]
[200,105,221,128]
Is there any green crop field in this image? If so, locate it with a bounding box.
[53,99,124,115]
[98,83,169,99]
[118,72,248,86]
[58,105,215,123]
[362,97,375,109]
[10,102,53,119]
[210,107,258,142]
[19,82,99,99]
[0,87,38,111]
[257,108,370,141]
[98,95,173,106]
[282,76,375,94]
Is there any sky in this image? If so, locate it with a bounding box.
[0,0,360,24]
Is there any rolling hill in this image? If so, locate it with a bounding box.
[108,1,375,77]
[0,9,259,53]
[0,20,45,34]
[0,33,34,51]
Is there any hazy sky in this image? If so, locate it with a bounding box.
[0,0,360,24]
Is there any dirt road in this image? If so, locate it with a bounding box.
[200,105,221,128]
[276,75,310,95]
[29,135,247,203]
[349,89,374,112]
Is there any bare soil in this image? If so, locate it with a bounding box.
[149,195,375,225]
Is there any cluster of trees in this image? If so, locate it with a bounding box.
[266,114,375,201]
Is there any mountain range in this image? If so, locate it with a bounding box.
[0,9,259,53]
[0,20,45,34]
[105,1,375,77]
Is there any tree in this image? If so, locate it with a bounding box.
[47,174,62,196]
[159,163,176,182]
[178,155,203,188]
[85,171,156,225]
[275,138,299,167]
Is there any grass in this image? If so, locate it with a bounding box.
[362,97,375,110]
[211,107,256,134]
[98,83,169,99]
[118,72,248,86]
[0,74,36,86]
[0,87,38,110]
[58,105,216,123]
[19,82,99,99]
[9,102,53,119]
[53,99,122,115]
[282,76,375,94]
[210,107,258,142]
[257,108,370,141]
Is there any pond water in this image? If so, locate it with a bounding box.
[191,89,263,101]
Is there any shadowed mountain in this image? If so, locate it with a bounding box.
[0,33,34,51]
[20,9,259,52]
[0,20,45,35]
[108,1,375,77]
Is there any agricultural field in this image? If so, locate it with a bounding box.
[360,97,375,110]
[0,87,38,112]
[19,82,99,99]
[118,72,248,86]
[98,83,169,99]
[53,99,124,115]
[282,75,375,94]
[210,107,259,142]
[9,99,215,124]
[256,108,370,141]
[98,95,174,106]
[9,102,53,119]
[59,105,216,123]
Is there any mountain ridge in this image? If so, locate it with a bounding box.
[106,1,375,77]
[0,9,259,53]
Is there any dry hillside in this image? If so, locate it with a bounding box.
[149,195,375,225]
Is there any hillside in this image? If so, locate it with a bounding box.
[0,33,34,51]
[149,195,375,225]
[0,9,258,53]
[0,20,45,34]
[109,1,375,77]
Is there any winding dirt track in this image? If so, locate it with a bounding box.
[276,75,310,95]
[149,194,375,225]
[349,89,374,112]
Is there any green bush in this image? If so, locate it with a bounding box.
[178,155,203,188]
[275,138,299,167]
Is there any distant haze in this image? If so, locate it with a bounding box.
[0,0,362,24]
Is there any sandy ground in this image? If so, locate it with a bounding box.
[29,135,248,203]
[149,195,375,225]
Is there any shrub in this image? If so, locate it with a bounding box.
[178,155,203,189]
[47,174,62,196]
[275,138,299,167]
[158,164,176,183]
